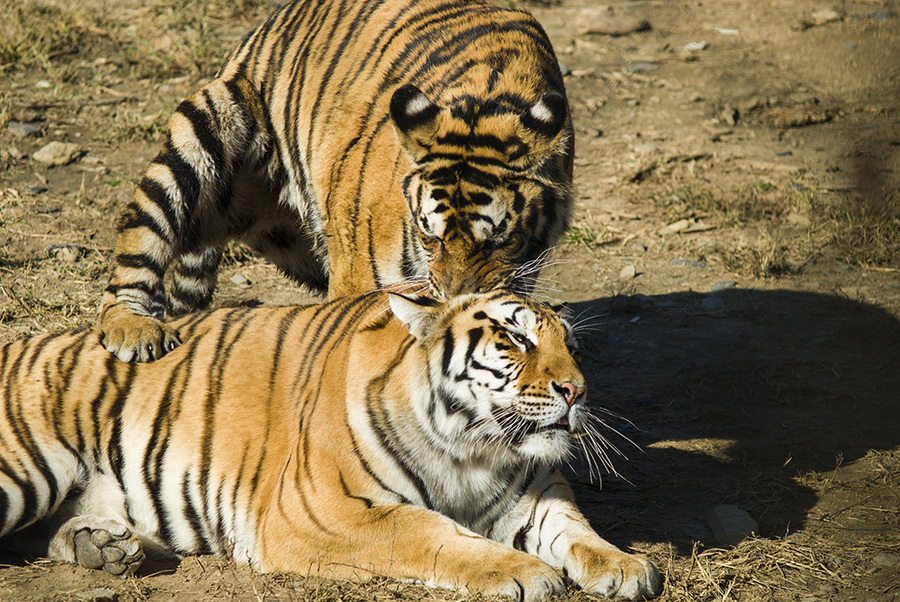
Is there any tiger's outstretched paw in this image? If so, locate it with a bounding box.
[49,516,145,577]
[462,552,564,602]
[100,305,181,362]
[569,545,662,600]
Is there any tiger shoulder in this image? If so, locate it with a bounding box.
[1,290,660,601]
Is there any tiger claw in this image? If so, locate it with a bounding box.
[100,306,181,363]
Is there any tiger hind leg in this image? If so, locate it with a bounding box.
[100,76,270,362]
[48,515,145,577]
[168,247,223,316]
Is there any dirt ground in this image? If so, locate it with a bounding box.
[1,0,899,600]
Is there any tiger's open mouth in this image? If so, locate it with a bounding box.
[524,414,573,435]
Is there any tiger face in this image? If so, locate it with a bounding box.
[392,84,573,297]
[389,290,584,464]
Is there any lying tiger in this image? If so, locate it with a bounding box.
[100,0,574,363]
[0,291,660,601]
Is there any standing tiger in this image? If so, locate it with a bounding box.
[100,0,574,363]
[1,290,661,601]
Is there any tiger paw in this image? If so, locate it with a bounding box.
[461,553,564,602]
[568,544,662,600]
[100,305,181,362]
[49,516,145,577]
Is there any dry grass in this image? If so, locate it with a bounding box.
[826,188,900,268]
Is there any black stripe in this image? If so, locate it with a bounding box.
[177,100,225,167]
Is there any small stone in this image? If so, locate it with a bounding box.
[700,296,727,314]
[32,141,82,166]
[787,212,811,227]
[230,273,252,287]
[7,121,43,137]
[659,219,692,235]
[619,264,637,280]
[709,280,738,293]
[873,552,900,568]
[25,186,48,195]
[3,146,25,160]
[707,504,758,547]
[78,588,118,602]
[670,258,706,268]
[681,41,709,52]
[47,244,84,263]
[558,61,570,77]
[873,9,896,20]
[721,105,739,126]
[810,8,842,26]
[35,80,52,88]
[633,142,659,154]
[627,62,659,74]
[580,10,650,36]
[629,241,648,253]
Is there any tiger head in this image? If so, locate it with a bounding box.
[389,290,585,465]
[390,84,573,298]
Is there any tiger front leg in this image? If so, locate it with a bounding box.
[258,502,564,602]
[100,76,269,362]
[500,470,662,600]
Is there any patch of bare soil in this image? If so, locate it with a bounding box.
[1,0,898,600]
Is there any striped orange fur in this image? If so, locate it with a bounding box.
[2,291,659,600]
[99,0,574,363]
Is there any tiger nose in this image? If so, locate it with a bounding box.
[554,381,586,406]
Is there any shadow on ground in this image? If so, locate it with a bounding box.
[565,288,900,554]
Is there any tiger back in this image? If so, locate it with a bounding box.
[1,291,659,601]
[100,0,574,363]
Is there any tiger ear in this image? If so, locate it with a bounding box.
[390,84,443,160]
[388,292,442,339]
[518,90,569,159]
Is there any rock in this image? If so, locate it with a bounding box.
[619,264,637,280]
[707,504,758,546]
[558,61,570,77]
[681,41,709,52]
[873,552,900,568]
[633,142,659,154]
[32,141,82,166]
[700,296,727,314]
[809,8,842,26]
[627,62,659,74]
[630,241,648,253]
[2,146,25,160]
[787,212,811,227]
[659,219,692,235]
[721,105,739,126]
[25,186,49,195]
[78,587,118,602]
[7,121,43,137]
[670,258,706,268]
[710,280,738,292]
[579,10,650,36]
[47,244,84,263]
[230,273,252,287]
